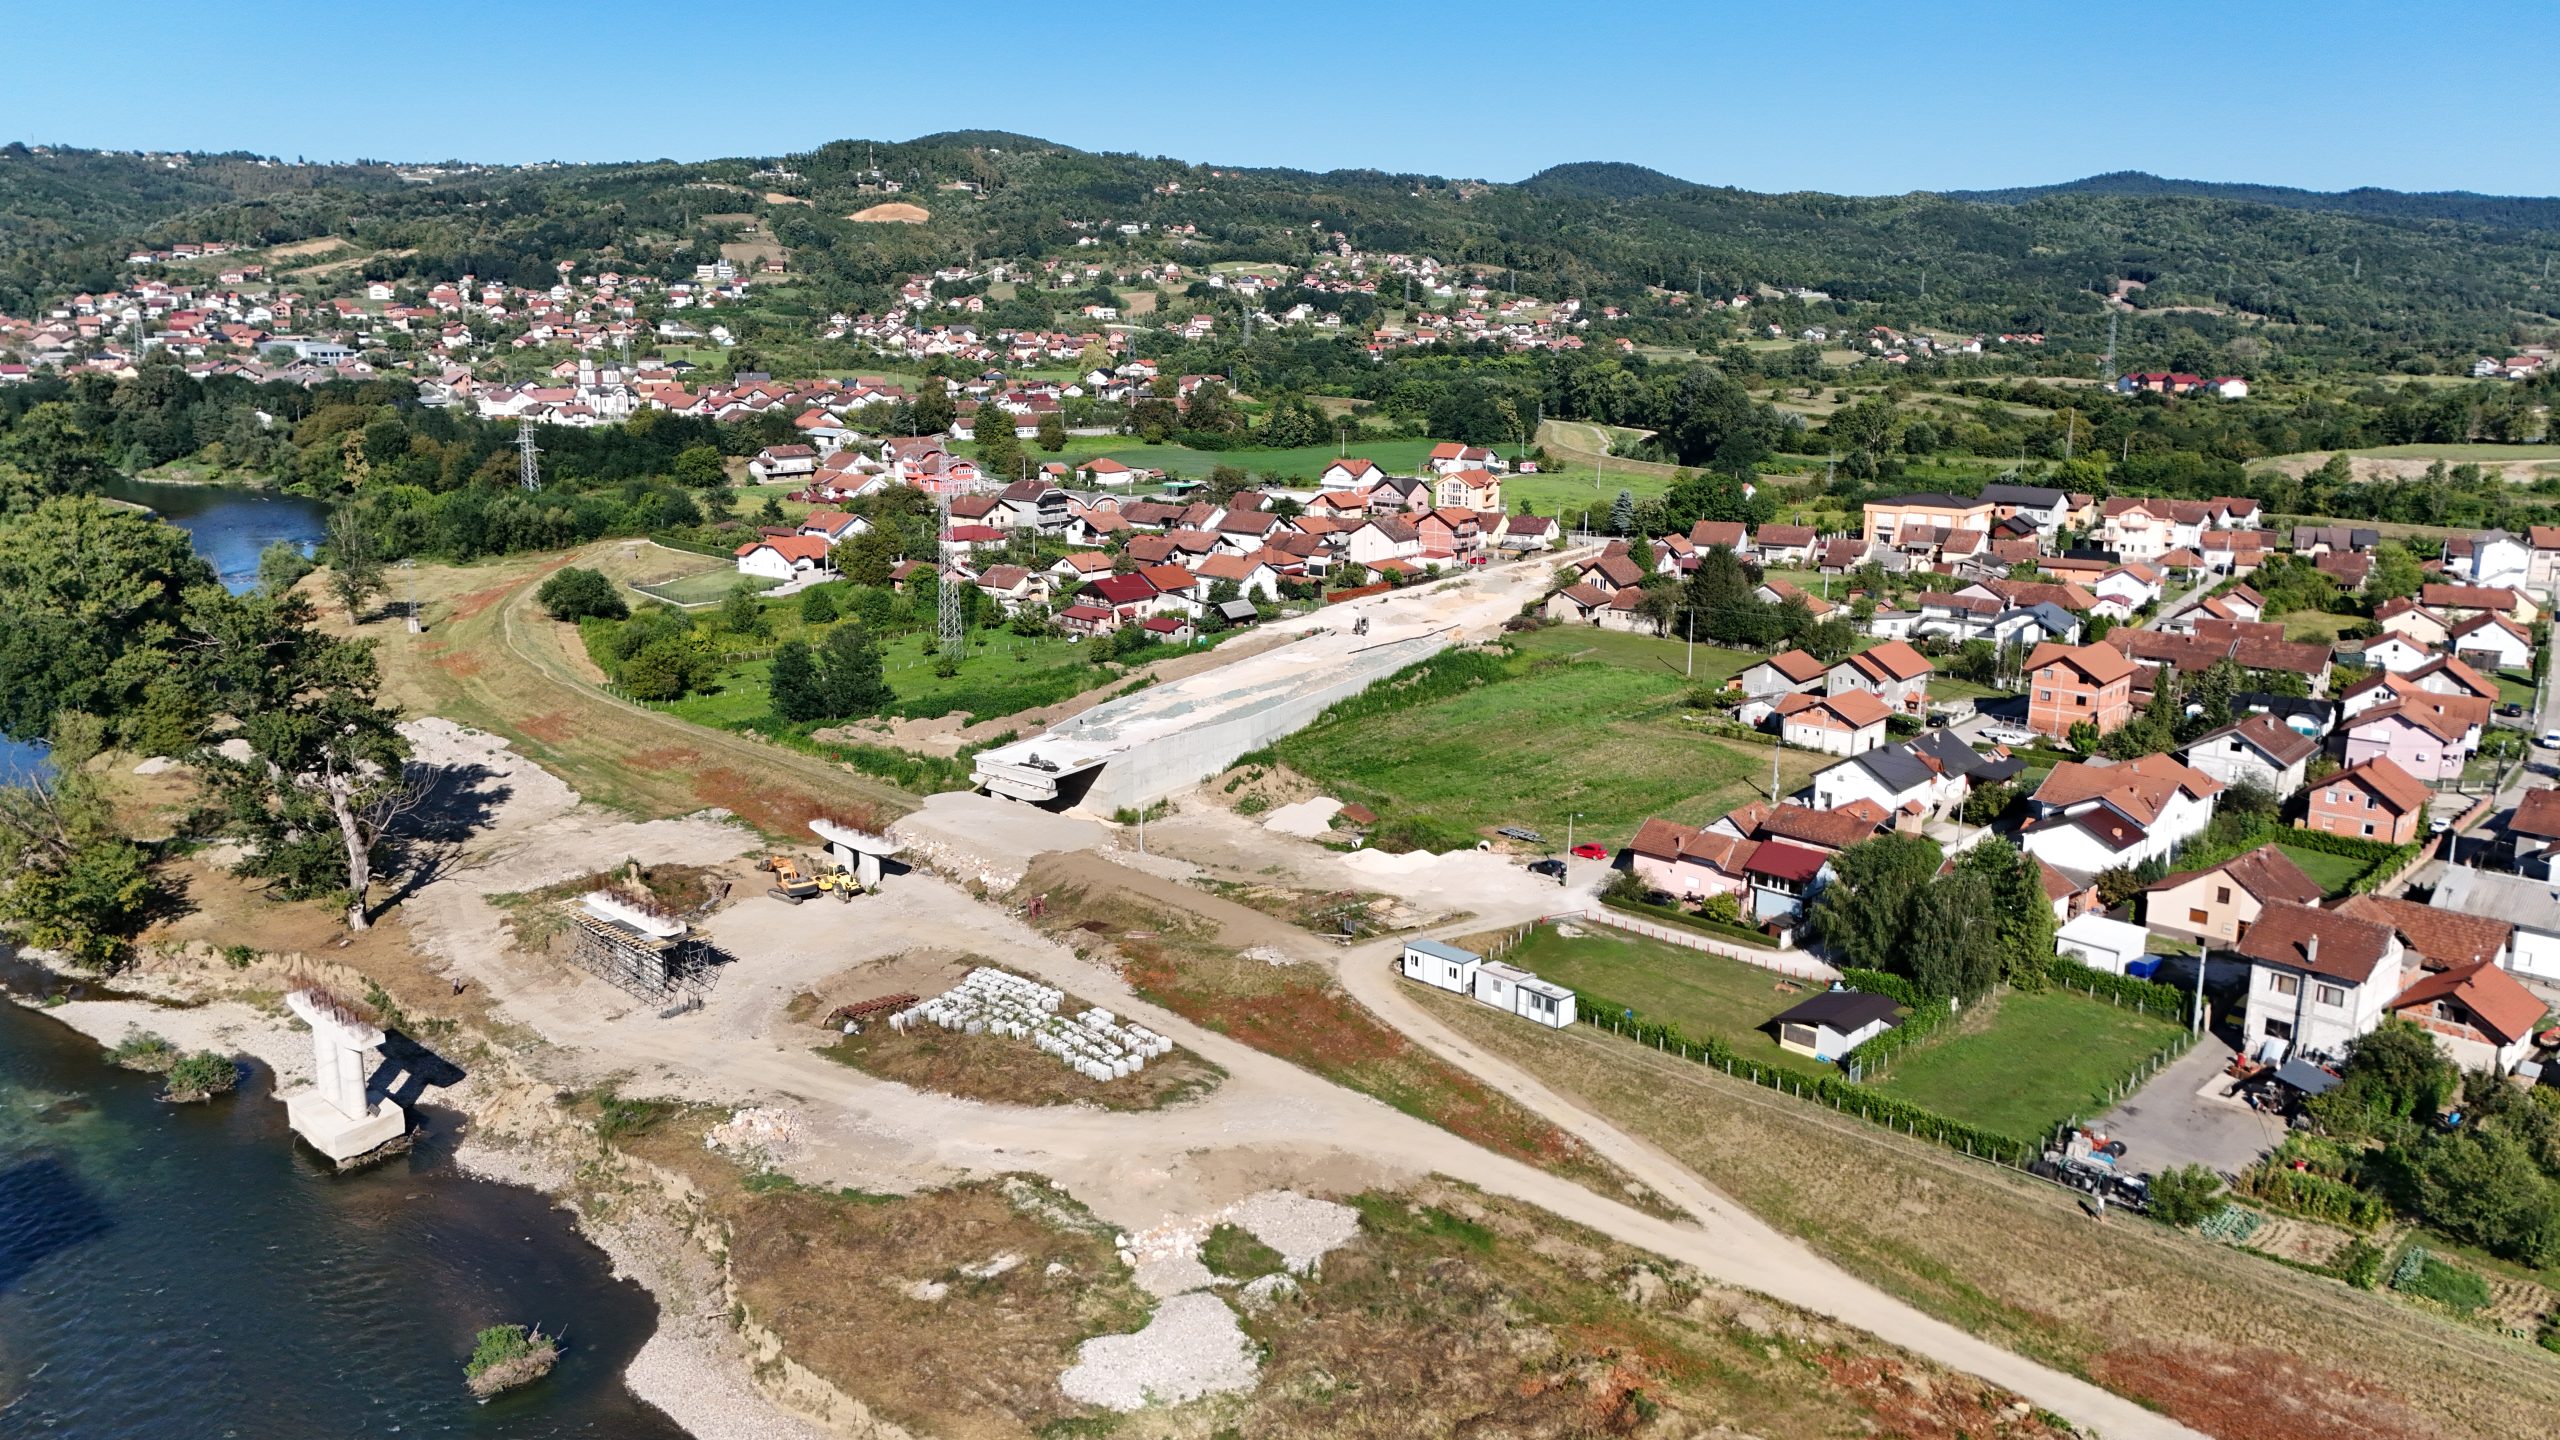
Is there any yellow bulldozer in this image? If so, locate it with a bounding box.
[758,854,860,904]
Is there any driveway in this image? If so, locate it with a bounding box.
[2093,1033,2290,1181]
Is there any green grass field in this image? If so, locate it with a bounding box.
[2278,610,2363,645]
[634,567,778,606]
[2273,843,2372,895]
[660,623,1165,727]
[1873,989,2184,1143]
[1505,626,1763,687]
[1504,927,1833,1079]
[1276,651,1817,846]
[1930,677,2012,703]
[2496,670,2539,709]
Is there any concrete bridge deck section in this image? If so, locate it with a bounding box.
[974,623,1452,811]
[973,548,1591,813]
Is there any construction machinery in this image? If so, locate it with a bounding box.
[759,853,864,904]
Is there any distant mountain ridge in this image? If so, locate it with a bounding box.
[1948,170,2560,231]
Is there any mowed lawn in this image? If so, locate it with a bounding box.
[2273,843,2371,896]
[634,566,778,607]
[1277,655,1820,846]
[1507,626,1762,688]
[1504,927,1834,1079]
[1873,989,2184,1143]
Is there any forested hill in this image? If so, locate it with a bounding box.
[4,135,2558,362]
[1950,170,2560,233]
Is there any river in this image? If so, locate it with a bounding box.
[0,999,687,1438]
[0,483,692,1439]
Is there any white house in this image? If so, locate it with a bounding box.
[2448,612,2534,673]
[1399,938,1481,994]
[2055,912,2153,978]
[2448,530,2532,592]
[2357,634,2438,676]
[747,444,817,481]
[2020,754,2223,876]
[1773,691,1892,757]
[733,534,833,580]
[1770,989,1900,1063]
[2180,713,2318,799]
[2386,961,2544,1074]
[1342,517,1423,567]
[2236,902,2405,1066]
[1318,457,1385,492]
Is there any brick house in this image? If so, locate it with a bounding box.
[2023,641,2137,739]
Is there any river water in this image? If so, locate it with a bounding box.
[0,1001,687,1438]
[0,483,691,1439]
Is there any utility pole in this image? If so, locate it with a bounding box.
[400,557,420,634]
[1685,608,1694,677]
[1767,722,1783,803]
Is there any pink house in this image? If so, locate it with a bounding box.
[1628,817,1758,901]
[2340,697,2478,784]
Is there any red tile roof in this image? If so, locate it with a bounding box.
[2338,894,2512,971]
[2235,901,2399,985]
[2389,960,2544,1046]
[2323,757,2431,815]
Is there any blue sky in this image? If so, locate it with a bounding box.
[13,1,2553,195]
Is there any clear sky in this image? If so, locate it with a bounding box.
[13,1,2552,196]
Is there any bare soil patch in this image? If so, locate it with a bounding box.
[2089,1345,2438,1440]
[847,202,930,224]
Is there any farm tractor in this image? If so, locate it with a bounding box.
[758,854,862,904]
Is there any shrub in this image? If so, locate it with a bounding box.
[2333,1236,2386,1288]
[105,1028,179,1072]
[162,1051,238,1100]
[2147,1163,2229,1227]
[535,566,627,622]
[464,1324,559,1398]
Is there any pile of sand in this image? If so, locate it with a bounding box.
[845,202,930,224]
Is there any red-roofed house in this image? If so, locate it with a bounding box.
[2387,961,2544,1072]
[734,534,834,580]
[1827,640,1934,716]
[2024,641,2136,739]
[1628,818,1758,902]
[1772,690,1893,756]
[1742,840,1831,925]
[2304,757,2432,845]
[2237,902,2406,1064]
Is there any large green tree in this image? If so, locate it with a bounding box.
[1806,833,1942,975]
[0,496,212,741]
[187,587,417,931]
[0,715,154,969]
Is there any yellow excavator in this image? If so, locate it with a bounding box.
[759,854,859,904]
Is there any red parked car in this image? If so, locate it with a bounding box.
[1570,843,1609,860]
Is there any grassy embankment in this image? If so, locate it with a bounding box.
[346,543,913,835]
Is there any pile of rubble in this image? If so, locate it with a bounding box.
[888,967,1172,1081]
[704,1106,802,1163]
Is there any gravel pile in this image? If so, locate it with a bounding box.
[1224,1191,1362,1275]
[1057,1292,1257,1411]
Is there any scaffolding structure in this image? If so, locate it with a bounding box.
[566,908,713,1004]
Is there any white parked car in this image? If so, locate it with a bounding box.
[1980,724,2036,747]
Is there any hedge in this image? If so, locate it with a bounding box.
[1571,986,2038,1164]
[1835,967,1958,1078]
[1597,897,1780,950]
[2039,956,2191,1022]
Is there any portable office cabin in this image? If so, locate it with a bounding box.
[1400,938,1482,994]
[1511,974,1576,1029]
[1769,990,1900,1062]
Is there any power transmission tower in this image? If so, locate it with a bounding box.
[2100,311,2118,384]
[516,416,542,491]
[936,478,964,660]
